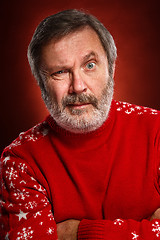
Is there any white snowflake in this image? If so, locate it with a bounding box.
[30,176,36,182]
[31,124,41,133]
[33,211,42,218]
[41,198,48,206]
[39,222,43,225]
[17,227,34,239]
[6,167,18,180]
[135,106,141,110]
[18,163,28,172]
[25,201,37,209]
[125,109,134,114]
[5,232,9,240]
[8,139,22,150]
[152,221,160,237]
[24,133,39,142]
[131,231,139,239]
[9,181,15,188]
[34,184,46,194]
[13,189,30,200]
[113,219,124,226]
[151,109,158,113]
[47,227,55,235]
[48,210,54,220]
[19,132,25,140]
[3,156,10,165]
[151,111,158,115]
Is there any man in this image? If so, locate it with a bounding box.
[1,9,160,239]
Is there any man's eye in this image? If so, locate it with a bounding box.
[51,70,68,79]
[86,62,96,70]
[53,70,66,75]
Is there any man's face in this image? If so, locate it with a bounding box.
[40,26,114,133]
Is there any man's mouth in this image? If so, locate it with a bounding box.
[67,103,91,109]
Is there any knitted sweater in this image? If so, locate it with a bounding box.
[1,100,160,239]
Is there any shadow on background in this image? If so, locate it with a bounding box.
[1,0,160,154]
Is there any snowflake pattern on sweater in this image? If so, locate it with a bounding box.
[115,100,159,115]
[1,120,58,239]
[4,121,49,152]
[1,100,160,239]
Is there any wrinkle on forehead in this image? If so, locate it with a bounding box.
[40,26,108,72]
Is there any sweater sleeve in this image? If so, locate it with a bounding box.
[0,151,58,240]
[78,218,160,239]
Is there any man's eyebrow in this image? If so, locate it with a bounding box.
[83,51,98,62]
[40,65,66,74]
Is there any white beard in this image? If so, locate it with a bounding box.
[42,77,114,133]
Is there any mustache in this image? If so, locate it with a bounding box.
[62,93,98,109]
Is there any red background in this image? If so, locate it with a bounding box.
[1,0,160,154]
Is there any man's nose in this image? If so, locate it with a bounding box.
[68,70,87,94]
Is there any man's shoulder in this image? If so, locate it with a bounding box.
[112,100,160,131]
[3,117,51,154]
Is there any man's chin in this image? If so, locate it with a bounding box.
[65,103,94,116]
[52,110,106,134]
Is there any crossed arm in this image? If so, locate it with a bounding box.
[57,209,160,240]
[1,153,160,239]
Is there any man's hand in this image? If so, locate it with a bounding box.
[56,210,160,239]
[57,219,80,240]
[150,208,160,221]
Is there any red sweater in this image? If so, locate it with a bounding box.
[1,100,160,239]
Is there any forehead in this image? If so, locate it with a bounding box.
[52,26,103,49]
[41,27,106,65]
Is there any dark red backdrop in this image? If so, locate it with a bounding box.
[1,0,160,154]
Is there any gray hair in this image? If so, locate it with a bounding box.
[27,9,117,89]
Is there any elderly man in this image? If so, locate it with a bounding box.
[1,9,160,239]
